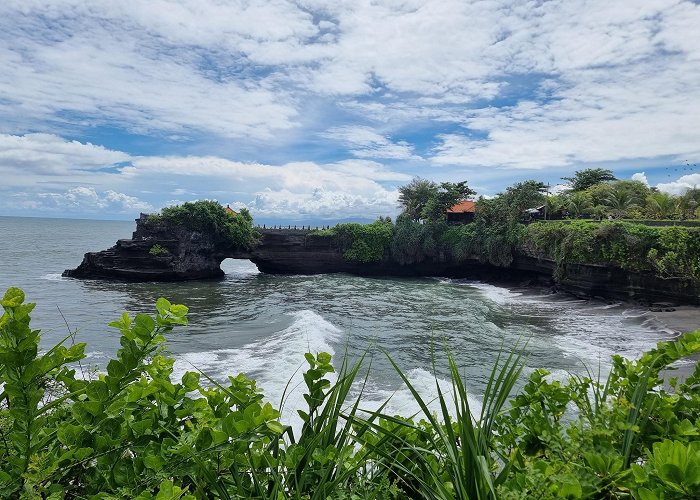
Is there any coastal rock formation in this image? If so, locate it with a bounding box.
[511,255,700,305]
[63,214,250,281]
[64,215,700,305]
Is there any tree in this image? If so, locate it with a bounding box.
[501,180,547,213]
[562,168,616,191]
[603,189,640,218]
[566,192,593,218]
[398,178,474,222]
[646,192,679,219]
[398,178,438,221]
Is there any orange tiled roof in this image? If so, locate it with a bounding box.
[447,200,476,213]
[225,205,238,216]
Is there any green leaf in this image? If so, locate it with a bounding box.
[170,304,188,317]
[195,428,213,451]
[107,359,127,378]
[1,287,24,308]
[156,298,172,316]
[112,459,136,487]
[558,475,583,498]
[144,454,165,472]
[181,371,200,391]
[266,421,285,434]
[86,380,110,402]
[636,487,660,500]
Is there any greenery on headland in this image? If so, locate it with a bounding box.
[525,221,700,280]
[147,200,258,250]
[312,170,700,281]
[2,288,700,498]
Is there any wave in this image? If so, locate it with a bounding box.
[172,309,485,434]
[460,281,523,304]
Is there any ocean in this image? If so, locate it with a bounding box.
[0,215,674,425]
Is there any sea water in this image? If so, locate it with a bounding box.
[0,215,675,426]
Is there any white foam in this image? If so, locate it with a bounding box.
[467,282,523,305]
[172,310,487,436]
[173,310,340,432]
[41,273,65,281]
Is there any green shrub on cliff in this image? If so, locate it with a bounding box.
[525,220,700,280]
[1,288,699,498]
[311,219,394,263]
[148,243,170,256]
[150,200,258,250]
[390,215,445,265]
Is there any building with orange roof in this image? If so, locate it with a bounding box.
[225,204,238,216]
[446,200,476,224]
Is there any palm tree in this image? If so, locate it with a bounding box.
[603,189,640,218]
[567,192,593,218]
[646,192,679,219]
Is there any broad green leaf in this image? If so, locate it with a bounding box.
[86,380,110,402]
[266,421,285,434]
[1,287,24,308]
[181,371,200,391]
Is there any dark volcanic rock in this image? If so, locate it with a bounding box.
[511,255,700,305]
[63,214,248,281]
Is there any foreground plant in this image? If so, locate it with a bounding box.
[1,287,698,499]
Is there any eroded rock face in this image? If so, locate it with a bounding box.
[511,256,700,305]
[63,214,248,281]
[63,216,700,304]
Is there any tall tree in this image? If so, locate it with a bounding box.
[603,188,640,217]
[502,180,547,213]
[566,192,593,217]
[398,178,438,221]
[562,168,617,191]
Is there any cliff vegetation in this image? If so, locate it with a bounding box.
[147,200,259,250]
[312,173,700,284]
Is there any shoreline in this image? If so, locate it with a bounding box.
[495,281,700,382]
[649,305,700,336]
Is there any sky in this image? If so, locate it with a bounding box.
[1,0,699,223]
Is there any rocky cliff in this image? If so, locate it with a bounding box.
[63,214,250,281]
[64,216,700,305]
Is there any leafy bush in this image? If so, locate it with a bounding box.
[148,243,170,256]
[311,220,394,263]
[149,200,259,250]
[390,215,446,265]
[525,220,700,280]
[2,287,699,498]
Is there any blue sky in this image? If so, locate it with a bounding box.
[1,0,699,223]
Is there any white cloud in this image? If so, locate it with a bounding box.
[0,132,404,219]
[322,126,421,160]
[632,172,649,186]
[0,133,129,176]
[656,173,700,196]
[244,187,399,218]
[2,187,152,213]
[125,155,403,217]
[1,0,700,214]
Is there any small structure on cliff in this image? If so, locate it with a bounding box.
[446,200,476,224]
